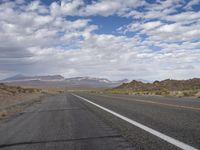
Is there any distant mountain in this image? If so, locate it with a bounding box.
[64,77,114,87]
[2,75,127,88]
[3,74,65,81]
[114,78,200,91]
[134,79,149,83]
[3,74,26,81]
[65,76,112,83]
[114,79,129,83]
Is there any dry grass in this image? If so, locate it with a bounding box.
[111,78,200,98]
[195,91,200,98]
[102,89,200,98]
[0,93,43,108]
[0,83,68,120]
[0,83,46,119]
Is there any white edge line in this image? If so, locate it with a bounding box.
[72,93,198,150]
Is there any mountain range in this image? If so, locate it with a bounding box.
[1,74,129,88]
[3,74,65,81]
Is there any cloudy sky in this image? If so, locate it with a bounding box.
[0,0,200,81]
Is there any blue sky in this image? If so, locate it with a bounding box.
[67,15,133,35]
[0,0,200,81]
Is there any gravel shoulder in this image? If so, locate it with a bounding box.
[0,93,45,119]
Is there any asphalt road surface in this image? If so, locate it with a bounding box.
[0,93,199,150]
[74,93,200,150]
[0,94,134,150]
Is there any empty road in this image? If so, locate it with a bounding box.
[0,94,134,150]
[0,93,199,150]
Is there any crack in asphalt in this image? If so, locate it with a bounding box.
[0,135,122,148]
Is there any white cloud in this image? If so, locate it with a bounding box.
[0,0,200,81]
[50,0,84,16]
[83,1,121,16]
[50,0,144,17]
[141,21,163,30]
[157,24,177,33]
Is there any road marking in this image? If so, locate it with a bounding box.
[72,93,198,150]
[95,94,200,111]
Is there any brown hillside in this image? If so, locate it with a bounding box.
[115,78,200,91]
[0,83,41,95]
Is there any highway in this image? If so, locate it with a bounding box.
[0,93,199,150]
[0,94,134,150]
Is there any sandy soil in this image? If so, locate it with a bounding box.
[0,93,44,119]
[0,93,43,108]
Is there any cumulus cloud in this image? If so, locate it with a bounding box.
[49,0,145,17]
[118,0,200,81]
[0,0,200,81]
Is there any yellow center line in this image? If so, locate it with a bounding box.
[96,94,200,111]
[129,98,200,111]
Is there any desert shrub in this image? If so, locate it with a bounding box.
[182,91,189,97]
[10,90,17,95]
[154,90,170,96]
[27,88,37,93]
[154,90,162,95]
[0,111,7,118]
[0,83,5,86]
[195,91,200,98]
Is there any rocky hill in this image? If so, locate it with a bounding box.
[112,78,200,97]
[115,78,200,91]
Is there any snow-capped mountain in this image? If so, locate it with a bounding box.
[2,75,128,88]
[65,77,112,83]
